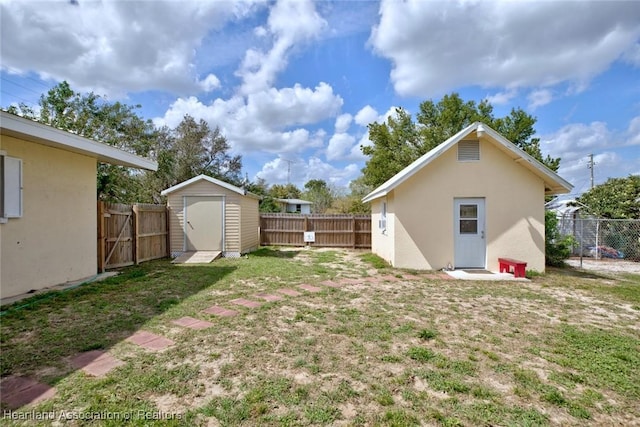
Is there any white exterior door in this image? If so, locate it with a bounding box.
[454,198,486,268]
[184,196,223,251]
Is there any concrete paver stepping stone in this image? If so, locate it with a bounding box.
[70,350,124,377]
[254,293,283,302]
[126,331,174,350]
[320,280,342,288]
[337,278,362,285]
[298,284,322,293]
[0,375,56,409]
[203,305,238,317]
[277,288,302,297]
[172,316,214,330]
[230,298,262,309]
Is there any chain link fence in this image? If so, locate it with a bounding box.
[557,214,640,261]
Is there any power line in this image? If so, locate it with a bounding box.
[0,89,35,105]
[0,76,45,96]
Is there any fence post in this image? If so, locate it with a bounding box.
[97,201,105,273]
[133,204,139,265]
[352,215,356,249]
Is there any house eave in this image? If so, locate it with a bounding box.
[0,111,157,171]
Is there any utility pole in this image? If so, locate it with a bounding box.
[587,154,595,189]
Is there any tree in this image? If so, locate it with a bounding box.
[171,115,242,185]
[361,93,560,188]
[270,184,301,199]
[575,175,640,219]
[303,179,335,214]
[6,81,158,202]
[329,176,372,214]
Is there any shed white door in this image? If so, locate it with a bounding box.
[184,196,223,251]
[454,198,485,268]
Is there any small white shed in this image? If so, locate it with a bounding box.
[161,175,260,258]
[276,198,313,214]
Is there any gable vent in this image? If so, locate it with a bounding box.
[458,140,480,161]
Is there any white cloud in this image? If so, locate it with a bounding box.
[527,89,553,110]
[237,0,327,94]
[199,74,221,92]
[326,133,356,161]
[335,113,352,133]
[542,121,612,164]
[541,119,640,194]
[256,156,359,188]
[246,82,343,128]
[370,0,640,97]
[485,89,518,106]
[0,0,265,96]
[354,105,379,127]
[154,82,341,155]
[625,116,640,146]
[622,42,640,67]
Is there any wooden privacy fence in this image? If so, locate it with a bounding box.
[97,202,169,271]
[260,213,371,248]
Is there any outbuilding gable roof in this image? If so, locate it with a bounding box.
[362,122,572,203]
[0,111,157,170]
[160,174,260,199]
[276,198,313,205]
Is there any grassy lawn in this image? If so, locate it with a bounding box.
[1,248,639,426]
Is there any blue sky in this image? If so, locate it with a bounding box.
[1,0,639,198]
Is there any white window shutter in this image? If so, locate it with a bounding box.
[3,156,23,218]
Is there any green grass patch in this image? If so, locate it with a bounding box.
[407,347,436,362]
[359,252,390,269]
[544,325,640,399]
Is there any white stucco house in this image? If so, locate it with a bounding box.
[362,122,573,273]
[0,111,157,301]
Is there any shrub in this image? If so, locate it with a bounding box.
[545,211,576,267]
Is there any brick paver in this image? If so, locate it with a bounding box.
[0,376,56,409]
[337,278,362,285]
[172,316,214,329]
[203,305,238,317]
[254,293,283,302]
[70,350,124,377]
[298,284,322,293]
[276,288,302,297]
[320,280,342,288]
[126,331,174,350]
[230,298,262,309]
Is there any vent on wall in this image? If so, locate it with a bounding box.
[458,140,480,161]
